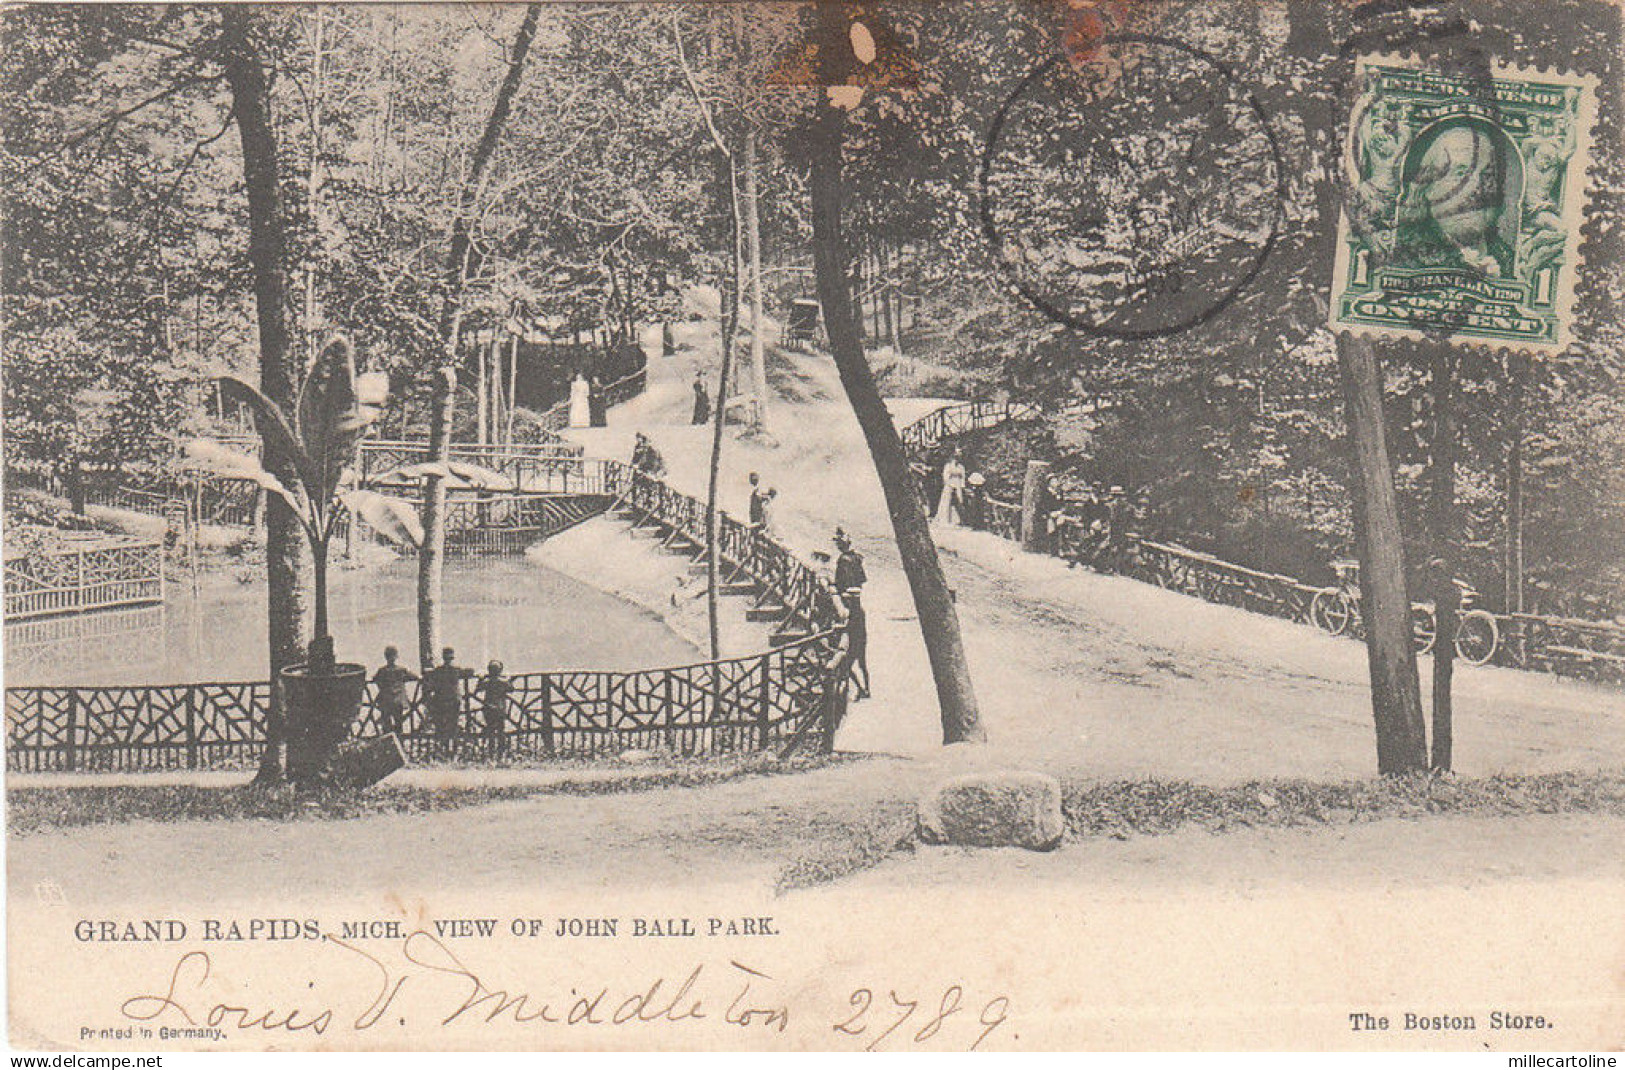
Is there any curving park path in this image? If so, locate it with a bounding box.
[10,315,1624,912]
[590,321,1625,783]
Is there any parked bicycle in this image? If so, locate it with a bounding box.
[1410,580,1500,666]
[1309,559,1363,637]
[1311,561,1500,665]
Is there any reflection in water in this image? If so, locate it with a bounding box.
[4,558,697,687]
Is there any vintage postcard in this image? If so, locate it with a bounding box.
[4,0,1623,1054]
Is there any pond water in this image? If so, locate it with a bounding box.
[3,557,699,687]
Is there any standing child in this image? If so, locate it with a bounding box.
[476,661,511,756]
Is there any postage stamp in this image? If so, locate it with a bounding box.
[1331,55,1599,351]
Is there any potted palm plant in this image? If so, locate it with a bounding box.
[187,336,423,783]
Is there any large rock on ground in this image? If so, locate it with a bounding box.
[917,771,1064,851]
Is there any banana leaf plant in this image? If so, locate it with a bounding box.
[184,336,421,674]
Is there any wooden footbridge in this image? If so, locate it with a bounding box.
[357,447,618,555]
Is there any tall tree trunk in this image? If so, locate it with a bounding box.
[885,242,903,356]
[301,7,326,370]
[476,331,489,446]
[419,2,542,665]
[810,0,982,744]
[505,330,520,445]
[221,6,309,785]
[1428,344,1458,773]
[743,130,770,433]
[706,155,743,661]
[1335,332,1427,773]
[418,364,456,668]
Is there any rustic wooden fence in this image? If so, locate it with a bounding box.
[5,631,839,771]
[6,457,848,772]
[440,491,614,555]
[3,537,165,621]
[904,401,1625,688]
[357,439,584,486]
[898,399,1043,456]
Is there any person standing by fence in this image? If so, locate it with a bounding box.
[938,450,967,525]
[748,472,768,530]
[568,373,591,429]
[588,376,607,427]
[421,647,472,755]
[757,487,779,538]
[962,472,988,530]
[834,528,866,592]
[476,661,511,756]
[631,432,666,478]
[370,645,418,737]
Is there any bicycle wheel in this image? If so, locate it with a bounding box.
[1411,605,1436,655]
[1454,610,1499,666]
[1311,590,1352,636]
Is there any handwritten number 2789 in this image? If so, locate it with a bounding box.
[833,986,1009,1050]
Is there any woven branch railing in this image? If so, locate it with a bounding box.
[357,439,584,486]
[903,401,1625,688]
[898,399,1043,455]
[4,537,165,622]
[6,457,848,772]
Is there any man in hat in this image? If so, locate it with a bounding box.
[370,645,418,738]
[421,647,474,753]
[833,528,866,594]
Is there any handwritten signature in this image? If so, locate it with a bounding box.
[118,933,1008,1048]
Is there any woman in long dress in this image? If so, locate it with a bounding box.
[567,374,591,428]
[691,372,710,425]
[588,376,607,427]
[937,452,967,525]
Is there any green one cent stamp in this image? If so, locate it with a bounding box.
[1331,56,1597,352]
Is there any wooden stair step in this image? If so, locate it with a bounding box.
[720,581,759,596]
[746,604,788,623]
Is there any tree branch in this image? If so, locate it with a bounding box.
[671,14,732,160]
[16,70,223,179]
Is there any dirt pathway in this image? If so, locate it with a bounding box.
[566,324,1625,782]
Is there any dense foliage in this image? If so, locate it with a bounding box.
[3,0,1621,616]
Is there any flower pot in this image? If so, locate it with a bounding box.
[280,661,367,783]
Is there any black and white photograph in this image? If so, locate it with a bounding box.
[2,0,1623,1053]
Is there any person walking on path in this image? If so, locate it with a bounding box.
[748,472,769,530]
[691,371,711,426]
[588,375,607,427]
[370,645,418,738]
[841,589,870,700]
[757,486,779,538]
[421,647,473,755]
[938,450,967,525]
[476,660,511,756]
[631,432,666,478]
[834,528,866,593]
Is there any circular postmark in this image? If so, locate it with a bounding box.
[980,35,1286,340]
